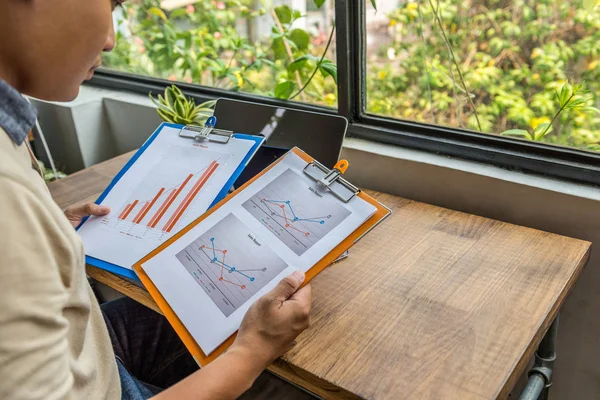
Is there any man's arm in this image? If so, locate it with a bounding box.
[0,178,75,399]
[153,270,312,399]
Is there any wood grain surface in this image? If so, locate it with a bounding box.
[48,152,591,400]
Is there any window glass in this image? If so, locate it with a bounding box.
[366,0,600,152]
[105,0,337,107]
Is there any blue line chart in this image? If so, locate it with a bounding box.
[200,238,268,289]
[261,199,331,236]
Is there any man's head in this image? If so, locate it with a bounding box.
[0,0,119,101]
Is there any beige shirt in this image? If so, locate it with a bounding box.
[0,128,120,399]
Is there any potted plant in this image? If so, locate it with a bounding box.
[150,85,215,126]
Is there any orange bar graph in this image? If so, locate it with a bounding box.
[149,174,194,229]
[133,188,165,224]
[163,161,219,233]
[118,203,132,220]
[133,203,150,224]
[148,190,176,227]
[121,200,139,221]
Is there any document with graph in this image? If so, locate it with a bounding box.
[134,148,391,360]
[76,122,264,279]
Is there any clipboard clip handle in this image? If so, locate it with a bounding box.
[303,159,359,203]
[319,160,349,188]
[194,116,217,140]
[178,116,233,144]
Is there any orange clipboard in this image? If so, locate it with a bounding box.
[134,147,391,366]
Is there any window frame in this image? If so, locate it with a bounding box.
[90,0,600,187]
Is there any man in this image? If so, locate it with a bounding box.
[0,0,312,398]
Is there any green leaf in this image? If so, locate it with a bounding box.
[557,83,570,107]
[583,0,597,12]
[533,123,551,140]
[583,106,600,115]
[170,9,188,19]
[192,100,216,115]
[274,5,292,24]
[174,99,186,118]
[565,98,587,109]
[289,29,310,50]
[165,88,179,109]
[370,0,378,11]
[157,108,176,123]
[319,61,337,83]
[148,7,167,22]
[313,0,326,8]
[288,54,320,73]
[272,38,287,60]
[500,129,532,140]
[274,81,295,99]
[284,37,298,51]
[573,81,585,94]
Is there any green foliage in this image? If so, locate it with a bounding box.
[105,0,339,104]
[37,160,67,182]
[150,85,215,125]
[274,81,295,99]
[103,0,599,153]
[501,82,600,141]
[372,0,600,152]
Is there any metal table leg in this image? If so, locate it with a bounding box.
[519,315,559,400]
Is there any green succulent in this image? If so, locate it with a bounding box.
[150,85,215,126]
[38,160,67,182]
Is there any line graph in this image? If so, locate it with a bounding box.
[199,238,263,289]
[242,168,351,255]
[261,199,330,237]
[176,213,288,317]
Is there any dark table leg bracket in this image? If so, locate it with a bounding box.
[519,315,559,400]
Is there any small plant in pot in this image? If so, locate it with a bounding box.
[150,85,215,126]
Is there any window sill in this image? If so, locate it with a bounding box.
[31,84,600,206]
[342,136,600,203]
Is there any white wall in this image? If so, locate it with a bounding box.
[34,85,600,399]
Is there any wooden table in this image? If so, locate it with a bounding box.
[49,151,591,400]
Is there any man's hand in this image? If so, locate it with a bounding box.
[64,202,111,228]
[232,270,312,368]
[152,270,312,400]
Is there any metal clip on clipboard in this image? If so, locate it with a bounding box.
[303,159,360,203]
[178,116,233,144]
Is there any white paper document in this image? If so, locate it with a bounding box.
[140,151,377,355]
[78,126,255,271]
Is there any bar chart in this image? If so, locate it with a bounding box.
[116,160,219,233]
[76,125,261,274]
[106,145,227,241]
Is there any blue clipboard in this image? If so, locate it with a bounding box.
[78,120,264,280]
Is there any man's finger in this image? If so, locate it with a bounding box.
[269,270,305,301]
[88,203,111,216]
[67,203,111,217]
[288,284,312,310]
